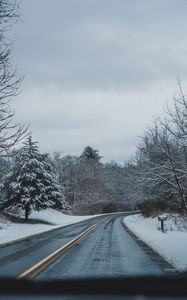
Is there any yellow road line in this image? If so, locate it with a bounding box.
[17,223,97,279]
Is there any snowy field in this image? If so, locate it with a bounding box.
[124,214,187,272]
[0,209,94,246]
[30,209,95,225]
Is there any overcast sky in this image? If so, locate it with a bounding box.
[9,0,187,163]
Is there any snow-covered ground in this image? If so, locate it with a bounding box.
[124,214,187,271]
[0,209,94,246]
[30,209,95,225]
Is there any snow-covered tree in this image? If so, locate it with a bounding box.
[133,117,187,213]
[104,161,136,210]
[50,149,135,214]
[1,136,69,222]
[50,153,80,207]
[0,157,10,184]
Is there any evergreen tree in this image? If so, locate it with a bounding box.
[1,136,69,222]
[80,146,102,162]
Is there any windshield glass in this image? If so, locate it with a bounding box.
[0,0,186,281]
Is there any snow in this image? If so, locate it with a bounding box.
[0,223,56,246]
[124,214,187,271]
[30,209,95,225]
[0,209,94,246]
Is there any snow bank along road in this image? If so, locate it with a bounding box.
[0,213,176,279]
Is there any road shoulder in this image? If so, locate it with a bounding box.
[122,217,177,274]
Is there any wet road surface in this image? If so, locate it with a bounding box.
[38,214,175,279]
[0,213,175,279]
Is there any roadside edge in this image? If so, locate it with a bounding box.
[121,217,179,274]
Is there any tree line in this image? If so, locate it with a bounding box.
[0,143,136,218]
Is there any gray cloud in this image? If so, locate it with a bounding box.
[8,0,187,161]
[11,0,187,89]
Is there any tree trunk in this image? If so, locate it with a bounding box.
[24,204,30,223]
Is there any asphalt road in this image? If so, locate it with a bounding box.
[0,213,175,279]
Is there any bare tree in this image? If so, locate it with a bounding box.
[135,119,187,213]
[0,0,27,155]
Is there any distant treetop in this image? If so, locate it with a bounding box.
[80,146,102,162]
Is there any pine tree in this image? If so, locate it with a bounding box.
[2,136,69,222]
[80,146,102,162]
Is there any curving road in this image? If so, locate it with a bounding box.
[0,213,175,279]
